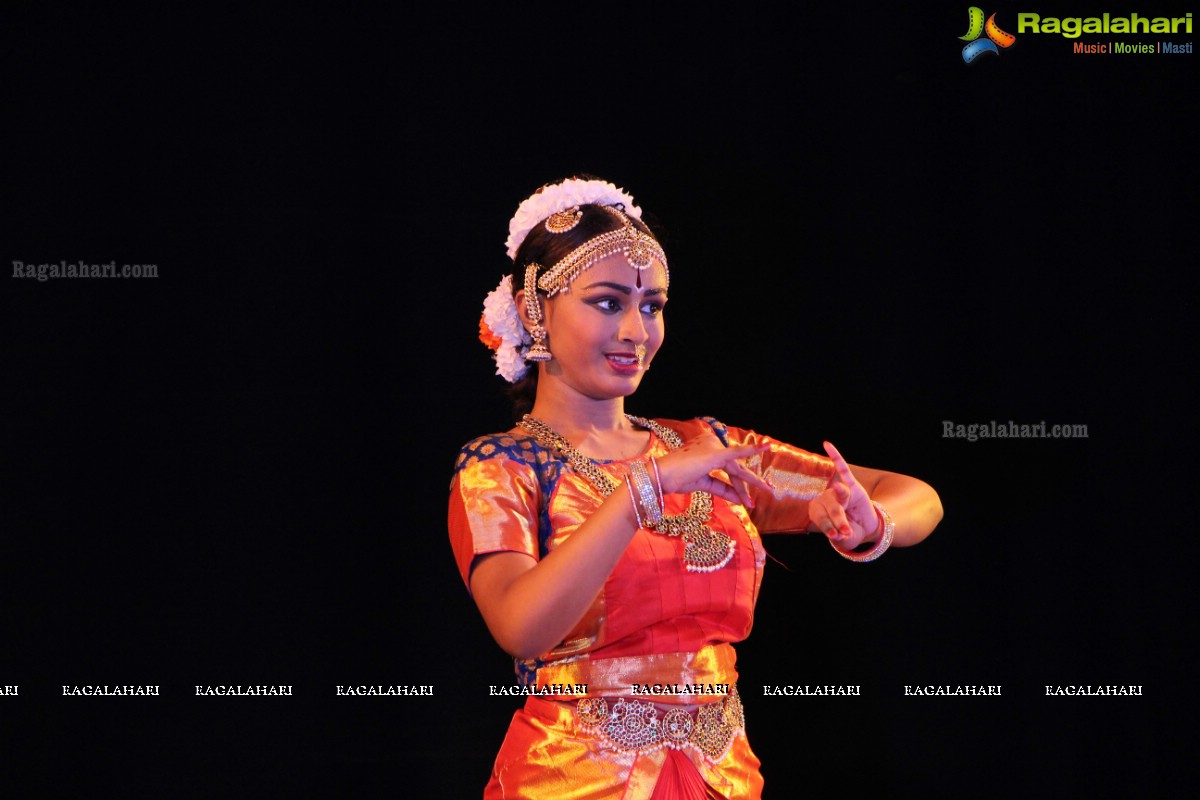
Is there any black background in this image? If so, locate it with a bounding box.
[3,3,1195,797]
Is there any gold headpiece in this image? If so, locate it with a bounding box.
[544,207,582,234]
[536,206,669,297]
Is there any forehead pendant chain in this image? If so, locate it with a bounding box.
[519,415,735,572]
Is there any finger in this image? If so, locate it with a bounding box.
[808,496,840,538]
[808,501,832,533]
[697,475,743,506]
[813,513,839,539]
[723,444,770,480]
[727,459,772,492]
[822,441,856,486]
[814,491,852,540]
[705,472,757,509]
[734,476,756,509]
[827,501,852,539]
[723,443,770,463]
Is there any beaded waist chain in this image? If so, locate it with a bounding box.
[574,685,744,761]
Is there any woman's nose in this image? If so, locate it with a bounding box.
[619,306,648,343]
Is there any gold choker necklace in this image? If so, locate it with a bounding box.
[519,414,735,572]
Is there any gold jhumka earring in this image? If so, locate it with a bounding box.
[523,263,551,363]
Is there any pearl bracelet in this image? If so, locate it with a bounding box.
[830,501,894,563]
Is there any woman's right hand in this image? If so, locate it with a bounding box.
[653,427,772,508]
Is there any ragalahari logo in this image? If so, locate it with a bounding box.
[960,7,1017,62]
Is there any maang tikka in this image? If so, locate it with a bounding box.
[536,206,668,297]
[523,263,552,362]
[544,206,582,234]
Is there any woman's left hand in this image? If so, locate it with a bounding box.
[808,441,880,550]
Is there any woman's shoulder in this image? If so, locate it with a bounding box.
[649,416,734,444]
[453,428,545,474]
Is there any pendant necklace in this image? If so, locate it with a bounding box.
[518,414,735,572]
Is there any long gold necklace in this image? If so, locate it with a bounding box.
[519,414,735,572]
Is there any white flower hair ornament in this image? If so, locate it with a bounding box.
[478,275,532,383]
[482,178,651,383]
[505,178,642,260]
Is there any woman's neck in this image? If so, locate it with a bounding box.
[526,385,647,461]
[527,395,628,438]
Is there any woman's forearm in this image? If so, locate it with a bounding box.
[869,473,943,547]
[470,486,640,659]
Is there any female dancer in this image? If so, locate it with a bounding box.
[450,177,943,799]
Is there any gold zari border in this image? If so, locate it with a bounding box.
[535,644,739,698]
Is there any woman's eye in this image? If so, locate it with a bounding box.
[641,301,665,315]
[593,298,620,312]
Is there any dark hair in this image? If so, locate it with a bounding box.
[505,183,663,421]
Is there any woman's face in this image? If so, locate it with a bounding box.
[538,253,668,402]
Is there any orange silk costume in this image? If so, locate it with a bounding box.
[449,418,835,799]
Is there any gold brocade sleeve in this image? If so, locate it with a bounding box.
[448,454,540,591]
[719,422,835,535]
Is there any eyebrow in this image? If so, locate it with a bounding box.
[580,280,668,296]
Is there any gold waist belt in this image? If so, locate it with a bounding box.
[574,685,744,761]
